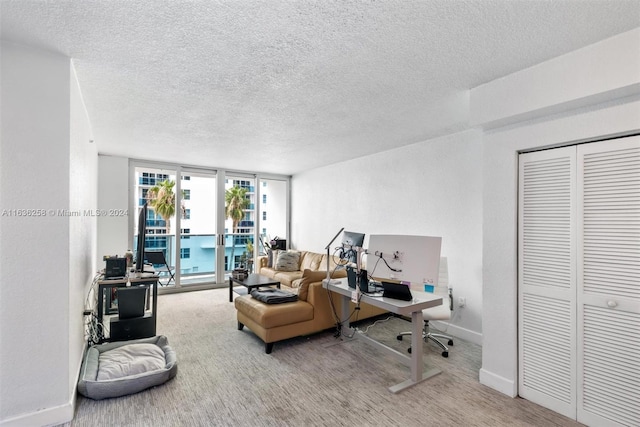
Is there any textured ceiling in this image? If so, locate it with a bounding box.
[2,0,639,175]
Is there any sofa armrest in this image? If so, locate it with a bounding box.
[306,281,340,331]
[257,256,268,271]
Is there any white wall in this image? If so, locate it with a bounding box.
[97,155,130,266]
[0,42,96,426]
[476,28,640,397]
[68,63,97,399]
[472,28,640,129]
[291,129,484,343]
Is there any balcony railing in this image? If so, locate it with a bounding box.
[133,232,256,286]
[146,219,167,227]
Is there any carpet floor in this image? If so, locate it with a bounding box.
[67,287,583,427]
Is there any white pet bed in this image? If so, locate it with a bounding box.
[78,335,177,400]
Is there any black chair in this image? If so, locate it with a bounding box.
[145,251,176,286]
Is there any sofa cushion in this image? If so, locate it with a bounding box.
[320,254,345,271]
[274,250,301,272]
[267,249,282,268]
[298,269,328,301]
[300,251,323,271]
[274,271,304,288]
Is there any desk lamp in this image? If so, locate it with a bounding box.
[323,227,344,285]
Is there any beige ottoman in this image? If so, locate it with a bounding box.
[234,295,314,353]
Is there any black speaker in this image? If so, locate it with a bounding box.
[359,269,369,293]
[109,313,154,341]
[105,257,127,278]
[347,266,357,288]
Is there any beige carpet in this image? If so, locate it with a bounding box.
[68,288,582,427]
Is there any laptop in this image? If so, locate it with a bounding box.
[381,281,413,301]
[116,286,147,319]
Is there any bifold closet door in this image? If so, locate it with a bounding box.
[518,146,577,418]
[577,136,640,427]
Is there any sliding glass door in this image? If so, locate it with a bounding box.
[224,174,256,273]
[133,165,178,286]
[178,169,217,286]
[133,164,218,289]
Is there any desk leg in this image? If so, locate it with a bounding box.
[388,309,441,393]
[229,278,233,302]
[410,310,424,383]
[340,294,351,332]
[322,294,355,349]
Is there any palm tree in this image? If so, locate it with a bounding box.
[146,179,177,234]
[225,185,250,269]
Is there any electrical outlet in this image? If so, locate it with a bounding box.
[458,297,466,308]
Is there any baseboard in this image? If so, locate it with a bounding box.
[430,320,482,346]
[1,343,87,427]
[0,401,73,427]
[479,368,518,398]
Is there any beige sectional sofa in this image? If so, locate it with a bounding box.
[234,250,387,353]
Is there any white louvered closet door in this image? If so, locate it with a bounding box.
[577,136,640,427]
[518,147,577,418]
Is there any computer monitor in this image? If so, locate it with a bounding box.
[365,234,441,288]
[341,230,365,263]
[135,203,148,272]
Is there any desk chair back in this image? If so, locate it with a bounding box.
[433,257,452,316]
[409,257,452,317]
[399,257,453,357]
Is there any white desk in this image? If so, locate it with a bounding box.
[324,279,443,393]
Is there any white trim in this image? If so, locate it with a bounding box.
[479,368,518,398]
[0,402,73,427]
[430,320,482,346]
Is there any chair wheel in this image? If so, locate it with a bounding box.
[397,335,403,341]
[442,351,448,358]
[407,347,412,354]
[448,340,454,345]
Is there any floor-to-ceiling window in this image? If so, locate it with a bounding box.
[132,162,289,293]
[257,177,289,255]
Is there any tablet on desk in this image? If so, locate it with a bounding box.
[381,281,413,301]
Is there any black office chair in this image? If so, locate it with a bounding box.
[145,251,176,286]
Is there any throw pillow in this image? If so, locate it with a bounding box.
[274,250,300,272]
[298,269,328,301]
[267,249,280,268]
